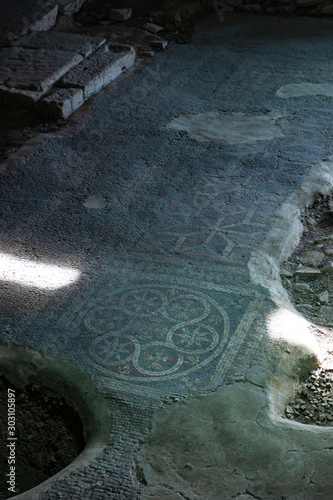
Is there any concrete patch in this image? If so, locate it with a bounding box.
[139,380,333,499]
[277,82,333,99]
[166,111,284,144]
[83,195,108,209]
[0,85,43,106]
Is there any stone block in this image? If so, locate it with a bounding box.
[31,5,58,32]
[0,47,82,92]
[294,267,321,280]
[39,88,84,119]
[60,44,135,99]
[19,32,105,58]
[318,291,329,303]
[320,4,333,14]
[318,305,333,322]
[322,262,333,274]
[142,23,164,34]
[298,250,325,267]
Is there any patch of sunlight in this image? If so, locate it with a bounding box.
[0,252,81,290]
[267,308,319,355]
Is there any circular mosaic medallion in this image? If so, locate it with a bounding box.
[80,285,229,381]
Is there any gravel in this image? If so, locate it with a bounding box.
[282,195,333,426]
[0,376,85,499]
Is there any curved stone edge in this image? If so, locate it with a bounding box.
[248,156,333,419]
[249,156,333,310]
[0,343,111,500]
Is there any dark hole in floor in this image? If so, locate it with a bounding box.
[0,375,85,499]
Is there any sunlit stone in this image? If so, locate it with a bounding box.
[267,308,318,355]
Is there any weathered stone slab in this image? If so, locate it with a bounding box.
[0,47,83,92]
[142,23,164,34]
[60,44,135,99]
[0,0,58,41]
[298,250,324,267]
[19,32,105,58]
[150,39,168,50]
[31,4,58,32]
[39,87,84,118]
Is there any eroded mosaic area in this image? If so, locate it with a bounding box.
[166,111,284,144]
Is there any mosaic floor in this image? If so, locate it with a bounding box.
[3,11,333,498]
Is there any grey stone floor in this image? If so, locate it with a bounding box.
[3,11,333,499]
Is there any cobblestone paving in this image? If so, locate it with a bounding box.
[3,12,333,499]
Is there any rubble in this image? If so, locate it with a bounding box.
[285,368,333,426]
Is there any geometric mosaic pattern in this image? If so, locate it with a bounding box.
[138,174,269,263]
[79,284,229,381]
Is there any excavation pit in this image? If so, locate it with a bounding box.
[0,345,110,499]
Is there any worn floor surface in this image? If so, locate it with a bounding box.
[2,11,333,500]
